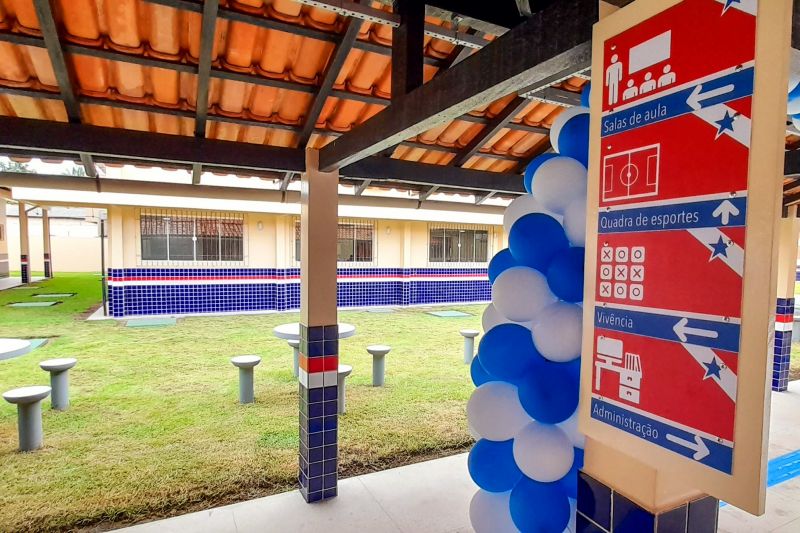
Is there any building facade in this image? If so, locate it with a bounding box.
[105,206,505,318]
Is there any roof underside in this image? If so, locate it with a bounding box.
[0,0,590,199]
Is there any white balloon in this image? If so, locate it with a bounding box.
[468,423,482,441]
[789,94,800,116]
[793,114,800,132]
[493,267,556,323]
[513,422,574,483]
[532,302,583,363]
[531,157,588,215]
[482,303,532,333]
[550,107,589,153]
[557,407,586,449]
[565,498,577,533]
[467,382,532,442]
[503,194,562,235]
[563,195,587,247]
[470,490,519,533]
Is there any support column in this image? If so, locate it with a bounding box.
[773,206,800,392]
[18,202,30,284]
[42,208,52,279]
[298,149,340,503]
[0,200,9,279]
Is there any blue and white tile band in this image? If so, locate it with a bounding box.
[106,267,491,317]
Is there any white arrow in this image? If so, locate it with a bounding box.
[673,317,719,342]
[712,200,740,226]
[687,84,735,111]
[666,433,711,461]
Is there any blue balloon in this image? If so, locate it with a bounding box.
[510,476,571,532]
[488,248,518,284]
[468,439,523,492]
[546,247,586,303]
[518,360,579,424]
[509,213,569,273]
[559,447,584,499]
[580,82,591,108]
[470,355,494,387]
[523,153,559,193]
[557,112,590,167]
[478,324,545,383]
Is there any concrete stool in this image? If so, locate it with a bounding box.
[460,329,480,364]
[2,386,51,452]
[39,358,78,410]
[231,355,261,404]
[337,364,353,414]
[367,345,391,387]
[287,339,300,378]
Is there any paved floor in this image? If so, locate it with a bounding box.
[0,276,44,291]
[122,382,800,533]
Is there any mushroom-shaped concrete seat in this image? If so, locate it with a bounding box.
[231,355,262,369]
[39,358,78,410]
[337,364,353,414]
[39,358,77,373]
[231,355,261,404]
[366,345,391,387]
[2,385,52,405]
[2,386,52,452]
[459,329,480,364]
[287,340,300,378]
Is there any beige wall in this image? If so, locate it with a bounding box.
[6,216,103,273]
[109,208,504,270]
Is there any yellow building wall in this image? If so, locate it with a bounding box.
[6,216,103,273]
[108,208,503,270]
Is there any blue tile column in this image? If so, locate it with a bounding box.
[773,297,794,392]
[42,209,52,279]
[577,471,719,533]
[298,149,339,503]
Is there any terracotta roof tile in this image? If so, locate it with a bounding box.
[0,0,573,172]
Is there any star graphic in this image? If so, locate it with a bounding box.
[709,236,729,260]
[714,111,736,139]
[703,357,723,380]
[722,0,741,15]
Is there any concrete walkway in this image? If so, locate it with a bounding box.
[0,276,44,291]
[122,382,800,533]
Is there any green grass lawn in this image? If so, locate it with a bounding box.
[0,274,479,532]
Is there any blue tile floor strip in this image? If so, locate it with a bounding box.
[720,449,800,507]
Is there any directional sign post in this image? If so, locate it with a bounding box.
[581,0,792,514]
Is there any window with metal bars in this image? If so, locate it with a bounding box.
[428,225,490,264]
[294,219,374,263]
[139,210,244,264]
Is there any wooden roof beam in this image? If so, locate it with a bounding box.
[318,0,596,170]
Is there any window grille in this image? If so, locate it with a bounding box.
[138,209,245,265]
[294,218,375,264]
[428,223,491,265]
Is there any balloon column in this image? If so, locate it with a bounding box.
[468,85,590,533]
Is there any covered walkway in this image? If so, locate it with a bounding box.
[122,381,800,533]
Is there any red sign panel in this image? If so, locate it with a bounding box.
[590,0,757,474]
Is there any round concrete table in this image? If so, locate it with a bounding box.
[460,329,480,364]
[3,386,51,451]
[231,355,261,404]
[39,358,78,410]
[0,338,32,361]
[287,340,300,378]
[272,323,356,341]
[337,364,353,414]
[366,345,391,387]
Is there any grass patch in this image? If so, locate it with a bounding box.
[0,274,477,532]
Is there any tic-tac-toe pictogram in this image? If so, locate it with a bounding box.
[598,245,646,302]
